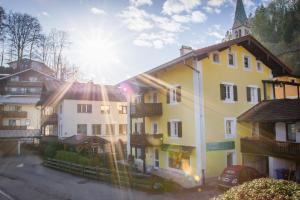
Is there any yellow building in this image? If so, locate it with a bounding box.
[119,35,291,187]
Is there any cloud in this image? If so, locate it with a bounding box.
[119,6,153,32]
[41,11,49,16]
[207,0,226,7]
[203,6,221,14]
[151,15,184,32]
[130,0,152,7]
[133,31,176,49]
[191,11,207,23]
[162,0,202,15]
[90,7,106,15]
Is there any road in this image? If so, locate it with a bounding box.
[0,155,220,200]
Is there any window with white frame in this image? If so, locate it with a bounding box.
[152,122,158,134]
[212,52,220,63]
[243,55,251,70]
[77,104,92,113]
[224,118,236,138]
[100,105,110,114]
[167,85,181,104]
[168,120,182,138]
[228,52,235,67]
[77,124,87,135]
[220,83,237,102]
[256,61,263,72]
[246,86,261,103]
[118,105,127,114]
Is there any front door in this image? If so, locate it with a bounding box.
[154,149,159,168]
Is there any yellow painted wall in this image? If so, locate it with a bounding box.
[201,45,272,177]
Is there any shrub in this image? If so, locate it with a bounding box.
[213,178,300,200]
[43,142,63,158]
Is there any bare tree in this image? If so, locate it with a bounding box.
[28,20,41,60]
[0,6,6,66]
[6,12,41,66]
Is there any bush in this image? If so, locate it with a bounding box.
[43,142,63,158]
[213,178,300,200]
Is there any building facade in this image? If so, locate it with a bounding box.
[40,81,128,144]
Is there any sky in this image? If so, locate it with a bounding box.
[1,0,272,84]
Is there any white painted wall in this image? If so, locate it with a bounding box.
[275,122,286,142]
[57,99,127,142]
[268,157,296,178]
[2,104,41,129]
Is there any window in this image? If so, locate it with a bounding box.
[212,52,220,63]
[8,105,21,111]
[9,119,17,126]
[228,53,235,67]
[29,77,38,82]
[286,123,296,142]
[152,92,158,103]
[246,86,261,103]
[227,152,234,167]
[10,76,19,82]
[167,85,181,104]
[152,122,158,134]
[25,119,30,126]
[154,149,159,168]
[105,124,115,135]
[224,118,236,138]
[100,105,110,114]
[134,95,142,104]
[220,83,237,102]
[256,61,262,72]
[119,124,127,135]
[118,105,127,114]
[168,120,182,138]
[134,122,143,135]
[168,151,190,171]
[243,56,251,69]
[92,124,101,135]
[77,124,87,135]
[77,104,92,113]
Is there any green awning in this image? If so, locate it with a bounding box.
[161,144,195,153]
[206,141,235,151]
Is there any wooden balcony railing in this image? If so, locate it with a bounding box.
[42,113,58,125]
[130,133,163,146]
[241,137,300,160]
[0,111,27,118]
[130,103,162,118]
[0,125,27,130]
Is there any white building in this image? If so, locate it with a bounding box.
[40,81,128,144]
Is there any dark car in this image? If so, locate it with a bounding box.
[218,165,264,189]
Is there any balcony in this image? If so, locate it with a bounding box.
[0,125,27,130]
[130,133,163,146]
[42,114,58,125]
[130,103,162,118]
[0,111,27,118]
[241,137,300,160]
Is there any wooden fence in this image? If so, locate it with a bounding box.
[43,158,156,191]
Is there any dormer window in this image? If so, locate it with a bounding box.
[212,52,220,63]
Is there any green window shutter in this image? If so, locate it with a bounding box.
[167,89,170,104]
[178,121,182,137]
[257,88,261,102]
[233,85,238,101]
[220,84,226,100]
[167,122,171,136]
[176,86,181,102]
[246,87,251,102]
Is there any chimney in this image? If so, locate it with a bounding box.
[180,45,193,56]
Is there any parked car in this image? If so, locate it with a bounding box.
[218,165,264,189]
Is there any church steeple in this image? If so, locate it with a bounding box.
[231,0,250,39]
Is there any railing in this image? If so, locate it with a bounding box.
[0,111,27,118]
[0,125,27,130]
[240,137,300,160]
[130,133,163,146]
[7,81,43,87]
[43,158,154,191]
[42,113,58,125]
[130,103,162,118]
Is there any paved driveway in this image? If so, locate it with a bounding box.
[0,155,220,200]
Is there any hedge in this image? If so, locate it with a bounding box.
[213,178,300,200]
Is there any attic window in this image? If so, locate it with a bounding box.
[212,53,220,63]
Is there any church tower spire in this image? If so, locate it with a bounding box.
[231,0,250,39]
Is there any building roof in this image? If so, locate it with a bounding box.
[232,0,249,29]
[119,35,292,89]
[238,99,300,123]
[61,135,110,146]
[39,80,126,106]
[0,68,58,81]
[7,58,55,75]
